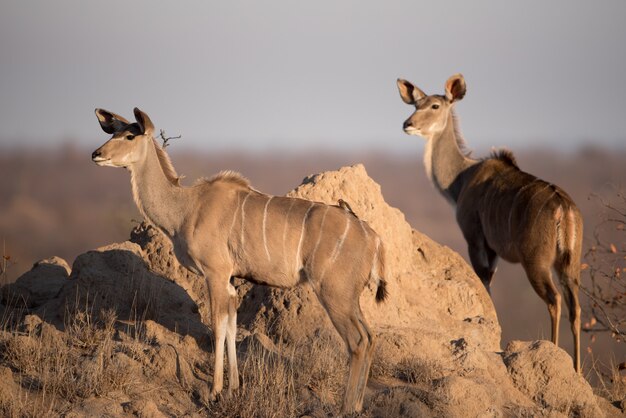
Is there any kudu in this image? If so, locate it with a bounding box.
[397,74,583,373]
[92,107,387,413]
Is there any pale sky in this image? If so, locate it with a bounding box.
[1,0,625,153]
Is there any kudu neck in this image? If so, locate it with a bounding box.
[427,112,477,204]
[129,139,187,236]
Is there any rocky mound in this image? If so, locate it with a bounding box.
[0,164,618,417]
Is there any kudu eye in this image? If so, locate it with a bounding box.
[431,104,440,110]
[126,134,135,140]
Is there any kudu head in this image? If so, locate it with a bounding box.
[92,108,155,168]
[397,74,466,141]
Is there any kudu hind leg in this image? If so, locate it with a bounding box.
[558,272,581,373]
[343,315,373,414]
[355,314,376,409]
[522,262,562,347]
[322,299,373,414]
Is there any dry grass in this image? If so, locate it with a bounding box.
[370,342,396,380]
[0,304,137,417]
[206,338,299,418]
[393,357,441,385]
[371,342,442,387]
[297,332,347,406]
[587,355,626,410]
[0,299,354,417]
[206,330,347,418]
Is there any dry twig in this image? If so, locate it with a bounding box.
[158,129,182,148]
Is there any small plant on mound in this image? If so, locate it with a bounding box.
[394,357,441,385]
[370,342,397,380]
[370,343,443,389]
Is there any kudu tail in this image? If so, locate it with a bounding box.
[556,205,582,285]
[372,238,388,303]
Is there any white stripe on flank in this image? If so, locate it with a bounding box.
[228,192,242,241]
[483,178,501,227]
[320,216,352,281]
[262,196,274,261]
[240,192,252,249]
[359,219,369,238]
[331,217,351,263]
[295,202,315,271]
[530,190,555,233]
[523,183,551,225]
[310,206,330,267]
[282,200,296,256]
[507,180,536,250]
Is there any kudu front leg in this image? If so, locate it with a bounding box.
[225,278,240,393]
[467,240,498,295]
[206,273,239,401]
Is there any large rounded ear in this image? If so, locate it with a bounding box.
[444,74,466,103]
[397,78,426,105]
[95,108,130,134]
[133,107,155,135]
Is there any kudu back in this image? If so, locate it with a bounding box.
[397,74,583,373]
[92,107,387,413]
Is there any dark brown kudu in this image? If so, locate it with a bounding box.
[92,107,387,413]
[397,74,583,372]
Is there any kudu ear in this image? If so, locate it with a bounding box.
[445,74,466,103]
[133,107,155,135]
[397,78,426,105]
[95,108,131,134]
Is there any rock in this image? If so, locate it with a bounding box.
[21,314,43,333]
[65,396,127,418]
[367,387,434,417]
[1,256,70,308]
[123,399,168,418]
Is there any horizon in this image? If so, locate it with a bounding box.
[1,134,624,157]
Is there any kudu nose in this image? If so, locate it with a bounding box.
[403,120,413,130]
[92,150,101,159]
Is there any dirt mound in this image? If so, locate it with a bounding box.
[504,340,604,417]
[31,241,209,344]
[0,164,618,417]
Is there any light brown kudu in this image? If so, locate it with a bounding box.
[397,74,583,372]
[91,107,387,413]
